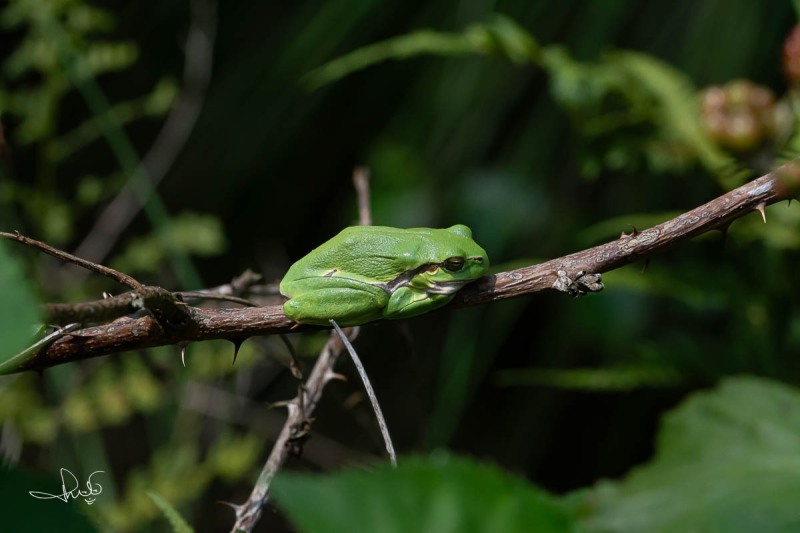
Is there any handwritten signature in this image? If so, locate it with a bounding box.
[29,468,104,505]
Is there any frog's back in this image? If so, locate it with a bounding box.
[284,225,484,286]
[306,226,429,281]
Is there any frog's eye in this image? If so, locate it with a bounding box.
[443,257,465,272]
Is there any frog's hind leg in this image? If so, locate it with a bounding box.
[283,287,387,326]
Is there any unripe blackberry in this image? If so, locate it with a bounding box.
[699,80,777,152]
[783,24,800,86]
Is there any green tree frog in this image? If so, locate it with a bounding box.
[280,224,490,326]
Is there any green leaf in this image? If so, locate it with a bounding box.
[577,376,800,532]
[147,491,194,533]
[272,453,576,533]
[0,239,41,368]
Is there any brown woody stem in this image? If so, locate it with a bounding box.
[6,160,800,373]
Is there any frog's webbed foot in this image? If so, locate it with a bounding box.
[553,270,604,297]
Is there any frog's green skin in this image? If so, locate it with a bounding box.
[280,224,489,326]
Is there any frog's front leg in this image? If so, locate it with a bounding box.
[383,286,455,320]
[283,278,389,326]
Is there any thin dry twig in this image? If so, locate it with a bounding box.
[353,166,372,226]
[177,270,264,307]
[230,166,378,532]
[177,292,259,307]
[0,231,142,289]
[229,330,353,531]
[330,319,396,466]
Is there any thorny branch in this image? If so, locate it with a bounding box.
[456,160,800,306]
[2,160,800,375]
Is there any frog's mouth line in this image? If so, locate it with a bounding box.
[380,264,474,295]
[425,280,471,295]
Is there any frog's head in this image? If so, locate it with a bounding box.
[410,224,489,295]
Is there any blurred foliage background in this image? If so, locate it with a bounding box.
[1,0,800,531]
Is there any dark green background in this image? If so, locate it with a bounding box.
[0,1,798,531]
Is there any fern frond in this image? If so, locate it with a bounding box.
[304,14,539,90]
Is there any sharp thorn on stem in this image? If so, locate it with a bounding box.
[755,202,767,223]
[230,337,247,366]
[178,342,189,367]
[217,500,241,512]
[279,333,303,379]
[325,371,347,383]
[289,358,303,380]
[267,398,295,410]
[620,225,640,239]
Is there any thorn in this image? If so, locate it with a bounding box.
[102,292,112,299]
[789,198,793,207]
[641,257,651,274]
[755,202,767,223]
[216,500,241,513]
[324,371,347,383]
[230,337,247,366]
[290,322,302,330]
[620,225,640,239]
[178,341,189,367]
[289,358,303,379]
[267,398,296,410]
[279,333,303,378]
